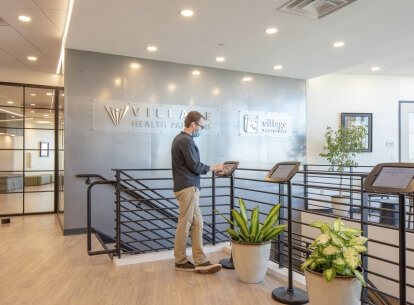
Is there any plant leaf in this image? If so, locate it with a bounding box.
[310,221,324,228]
[332,257,346,270]
[315,233,331,246]
[330,231,345,247]
[238,198,248,224]
[353,269,366,287]
[262,204,281,229]
[232,209,250,239]
[333,218,344,232]
[262,225,286,242]
[320,224,331,234]
[250,206,259,237]
[352,245,367,253]
[349,236,368,246]
[214,210,237,227]
[343,247,359,270]
[301,258,314,270]
[323,268,336,283]
[323,245,341,256]
[226,228,240,241]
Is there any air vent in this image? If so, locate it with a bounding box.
[0,17,8,26]
[277,0,357,19]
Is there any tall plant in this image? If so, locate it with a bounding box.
[319,125,367,194]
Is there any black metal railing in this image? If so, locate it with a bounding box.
[78,165,413,305]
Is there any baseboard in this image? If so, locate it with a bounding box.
[113,242,230,266]
[63,227,87,235]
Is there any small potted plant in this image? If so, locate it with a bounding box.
[319,125,366,216]
[301,218,368,305]
[216,198,286,283]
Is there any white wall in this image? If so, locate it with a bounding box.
[0,68,63,87]
[307,74,414,165]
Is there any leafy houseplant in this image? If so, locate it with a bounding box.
[215,198,286,283]
[301,218,368,305]
[319,125,366,215]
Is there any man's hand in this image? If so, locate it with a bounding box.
[210,163,225,173]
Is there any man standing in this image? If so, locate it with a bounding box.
[171,111,224,274]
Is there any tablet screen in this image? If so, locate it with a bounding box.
[270,164,295,180]
[372,167,414,189]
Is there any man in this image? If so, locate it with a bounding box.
[171,111,224,274]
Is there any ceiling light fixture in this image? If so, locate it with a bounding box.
[46,92,53,96]
[36,121,52,124]
[130,62,141,69]
[371,66,380,72]
[333,41,345,48]
[0,108,23,117]
[114,78,122,86]
[180,9,194,17]
[61,93,64,96]
[146,45,158,52]
[18,15,31,22]
[192,70,200,76]
[30,93,36,96]
[7,101,13,104]
[273,65,283,70]
[44,114,49,117]
[216,57,225,62]
[242,76,252,82]
[27,56,37,61]
[30,103,35,106]
[265,27,278,34]
[56,0,75,74]
[212,88,220,96]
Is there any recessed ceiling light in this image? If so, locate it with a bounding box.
[212,88,220,96]
[216,57,226,62]
[273,65,283,70]
[242,76,252,82]
[27,56,37,61]
[371,66,380,72]
[30,103,35,106]
[18,15,31,22]
[130,62,141,69]
[30,93,36,97]
[265,27,278,34]
[10,134,15,137]
[30,110,35,113]
[44,114,49,117]
[180,9,194,17]
[146,45,157,52]
[167,83,177,92]
[11,116,15,118]
[61,93,64,96]
[192,70,200,76]
[114,78,122,86]
[46,92,53,96]
[36,121,51,124]
[333,41,345,48]
[7,101,13,104]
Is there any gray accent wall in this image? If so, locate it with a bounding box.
[64,49,306,233]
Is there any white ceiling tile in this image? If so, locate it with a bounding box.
[0,49,31,70]
[1,7,60,28]
[43,9,67,33]
[0,0,36,8]
[33,0,68,10]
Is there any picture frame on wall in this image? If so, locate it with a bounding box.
[40,142,49,157]
[341,113,373,152]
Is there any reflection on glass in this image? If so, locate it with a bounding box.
[0,193,23,214]
[24,171,55,192]
[24,129,55,150]
[25,88,55,109]
[0,129,23,149]
[0,85,23,107]
[25,108,55,129]
[0,150,23,171]
[24,150,54,171]
[0,107,24,128]
[24,192,54,213]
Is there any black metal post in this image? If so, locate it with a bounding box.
[399,194,406,305]
[350,166,353,219]
[277,183,285,268]
[87,182,93,253]
[272,181,308,304]
[212,173,216,245]
[115,170,122,258]
[220,174,235,269]
[303,164,308,210]
[360,177,368,303]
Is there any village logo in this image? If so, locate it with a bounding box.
[243,114,259,133]
[105,105,130,126]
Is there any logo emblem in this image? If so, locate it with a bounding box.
[105,105,129,126]
[244,114,259,133]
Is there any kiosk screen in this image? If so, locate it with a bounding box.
[372,167,414,189]
[270,164,296,180]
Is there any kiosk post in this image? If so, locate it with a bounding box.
[287,180,293,291]
[212,173,216,245]
[399,194,406,305]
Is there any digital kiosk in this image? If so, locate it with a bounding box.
[217,161,239,269]
[364,163,414,305]
[268,162,309,305]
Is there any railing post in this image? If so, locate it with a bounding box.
[360,176,368,303]
[115,170,122,258]
[219,173,235,269]
[87,183,93,253]
[304,164,308,210]
[278,183,285,267]
[350,166,354,219]
[399,194,407,305]
[212,173,216,245]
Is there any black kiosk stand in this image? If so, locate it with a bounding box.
[364,163,414,305]
[268,162,309,305]
[216,161,239,269]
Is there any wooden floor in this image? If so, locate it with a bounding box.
[0,214,289,305]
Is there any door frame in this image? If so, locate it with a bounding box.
[398,101,414,161]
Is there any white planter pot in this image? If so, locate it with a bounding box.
[305,269,362,305]
[231,240,271,283]
[331,195,349,217]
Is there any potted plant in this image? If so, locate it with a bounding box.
[216,198,286,283]
[319,125,366,216]
[301,218,368,305]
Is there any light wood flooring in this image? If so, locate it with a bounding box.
[0,214,288,305]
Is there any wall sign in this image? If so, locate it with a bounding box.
[92,100,221,135]
[238,111,292,138]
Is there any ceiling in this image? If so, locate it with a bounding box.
[65,0,414,79]
[0,0,69,74]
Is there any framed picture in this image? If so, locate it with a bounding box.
[341,113,373,152]
[40,142,49,157]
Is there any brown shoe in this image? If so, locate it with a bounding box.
[194,261,222,274]
[175,261,195,272]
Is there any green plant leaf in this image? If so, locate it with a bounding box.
[262,225,286,242]
[323,268,336,283]
[339,227,362,235]
[238,198,248,224]
[315,233,331,246]
[353,269,366,287]
[310,221,324,228]
[320,224,331,234]
[262,204,281,229]
[330,231,345,247]
[349,236,368,246]
[214,210,237,227]
[332,258,346,270]
[352,245,367,253]
[232,209,250,239]
[250,206,259,236]
[301,258,314,270]
[333,218,344,232]
[343,247,359,270]
[226,228,240,241]
[323,245,341,256]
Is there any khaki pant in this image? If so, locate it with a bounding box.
[174,186,207,265]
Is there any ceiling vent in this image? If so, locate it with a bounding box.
[277,0,357,19]
[0,17,9,26]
